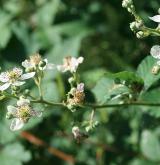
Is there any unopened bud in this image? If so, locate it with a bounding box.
[68,77,75,84]
[135,20,143,29]
[67,103,76,112]
[72,126,80,138]
[136,31,148,39]
[0,95,5,100]
[122,0,133,8]
[24,89,30,95]
[11,86,20,91]
[151,65,160,75]
[130,22,136,31]
[131,20,143,30]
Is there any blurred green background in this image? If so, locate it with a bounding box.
[0,0,160,165]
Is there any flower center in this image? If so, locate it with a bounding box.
[17,105,31,121]
[8,70,21,81]
[30,54,42,65]
[64,56,72,66]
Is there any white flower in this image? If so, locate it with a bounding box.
[150,45,160,59]
[150,45,160,67]
[0,67,35,91]
[149,15,160,23]
[22,53,54,71]
[6,97,42,131]
[149,14,160,28]
[57,56,84,73]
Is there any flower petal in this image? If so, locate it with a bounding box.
[46,63,55,70]
[20,72,35,80]
[17,98,30,106]
[150,45,160,59]
[7,105,17,113]
[10,118,24,131]
[12,67,23,76]
[0,72,9,82]
[77,83,84,92]
[149,15,160,23]
[57,65,66,72]
[22,60,34,68]
[77,57,84,64]
[12,81,25,86]
[30,110,42,117]
[0,82,11,91]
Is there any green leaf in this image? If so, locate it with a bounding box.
[82,68,106,87]
[108,71,144,85]
[140,130,160,162]
[92,71,143,103]
[141,89,160,117]
[137,56,160,91]
[0,142,31,165]
[129,158,156,165]
[0,121,17,144]
[0,12,12,48]
[46,30,91,63]
[34,0,60,27]
[52,21,92,37]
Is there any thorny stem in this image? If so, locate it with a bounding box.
[84,102,160,109]
[30,99,160,109]
[3,91,160,109]
[31,99,65,107]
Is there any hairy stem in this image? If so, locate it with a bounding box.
[31,99,160,109]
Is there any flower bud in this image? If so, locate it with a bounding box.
[72,126,80,138]
[127,5,134,13]
[24,89,30,95]
[66,103,76,112]
[135,20,143,29]
[136,31,148,39]
[130,22,136,31]
[122,0,133,8]
[151,65,160,75]
[68,77,75,84]
[130,20,143,31]
[11,86,20,91]
[0,95,5,100]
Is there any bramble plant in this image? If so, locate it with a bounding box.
[1,0,160,164]
[0,0,160,144]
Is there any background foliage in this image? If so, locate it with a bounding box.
[0,0,160,165]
